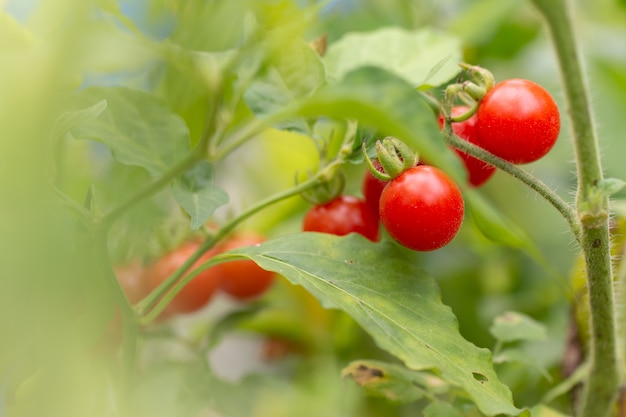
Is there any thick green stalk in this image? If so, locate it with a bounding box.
[531,0,620,416]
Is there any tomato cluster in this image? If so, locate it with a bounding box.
[302,164,463,252]
[301,77,559,252]
[116,232,275,319]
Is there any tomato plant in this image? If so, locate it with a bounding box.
[438,106,496,186]
[215,233,275,300]
[475,78,561,164]
[379,165,464,251]
[5,1,626,417]
[147,241,221,315]
[302,195,380,242]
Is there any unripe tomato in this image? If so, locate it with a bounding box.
[438,106,496,187]
[379,165,464,251]
[476,79,560,164]
[148,241,221,314]
[303,195,380,242]
[215,233,275,300]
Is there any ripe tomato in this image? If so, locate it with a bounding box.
[215,233,275,300]
[114,261,149,304]
[379,165,464,251]
[438,106,496,187]
[148,241,221,315]
[475,79,560,164]
[361,160,388,215]
[302,195,380,242]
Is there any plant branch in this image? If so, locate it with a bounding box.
[93,227,138,410]
[531,0,620,416]
[137,160,344,324]
[210,108,294,161]
[445,132,581,243]
[98,149,204,230]
[51,184,96,231]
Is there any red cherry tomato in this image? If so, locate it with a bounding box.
[379,165,464,251]
[302,195,380,242]
[361,159,388,215]
[148,241,221,314]
[438,106,496,187]
[476,79,560,164]
[215,233,275,300]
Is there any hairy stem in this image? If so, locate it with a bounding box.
[531,0,620,416]
[445,132,581,242]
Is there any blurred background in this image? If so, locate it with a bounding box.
[2,0,626,416]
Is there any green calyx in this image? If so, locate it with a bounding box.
[443,63,495,121]
[459,63,495,93]
[363,137,418,181]
[300,167,346,205]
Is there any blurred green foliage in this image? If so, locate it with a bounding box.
[2,0,626,416]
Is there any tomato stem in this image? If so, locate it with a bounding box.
[94,228,139,411]
[444,132,582,243]
[532,0,620,416]
[448,102,479,123]
[210,109,291,161]
[138,161,345,324]
[99,148,205,231]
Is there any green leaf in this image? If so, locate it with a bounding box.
[489,311,547,344]
[423,402,464,417]
[53,99,108,142]
[541,361,589,405]
[162,43,239,95]
[226,233,521,416]
[244,39,325,133]
[324,27,462,87]
[448,0,523,47]
[170,161,229,230]
[342,359,449,403]
[493,348,552,381]
[274,39,326,98]
[597,177,626,196]
[244,70,311,132]
[528,404,572,417]
[293,67,465,181]
[466,190,539,253]
[66,86,191,176]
